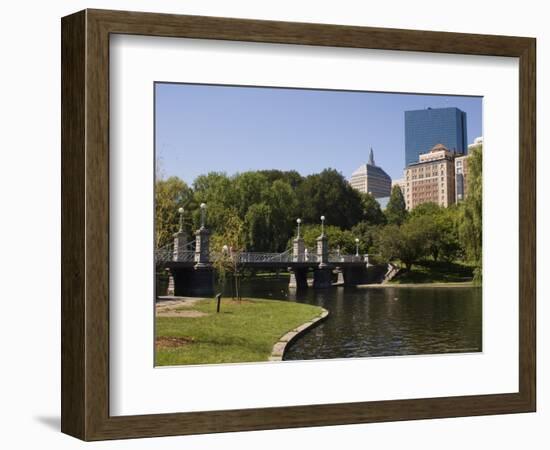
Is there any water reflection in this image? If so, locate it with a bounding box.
[234,276,482,360]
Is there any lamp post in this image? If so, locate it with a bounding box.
[320,215,326,236]
[200,202,207,228]
[296,218,302,238]
[178,207,184,232]
[173,207,187,262]
[355,238,360,257]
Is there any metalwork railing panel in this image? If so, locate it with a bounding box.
[156,245,370,265]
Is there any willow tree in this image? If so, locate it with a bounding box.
[459,145,483,283]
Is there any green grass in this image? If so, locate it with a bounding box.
[155,298,323,366]
[390,260,475,284]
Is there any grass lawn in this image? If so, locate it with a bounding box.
[155,298,324,366]
[390,260,475,284]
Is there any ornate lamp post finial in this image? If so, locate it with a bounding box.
[296,218,302,238]
[320,215,326,236]
[200,203,207,228]
[178,207,184,232]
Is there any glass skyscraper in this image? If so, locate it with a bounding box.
[404,107,467,167]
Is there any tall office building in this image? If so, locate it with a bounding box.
[404,107,468,166]
[350,148,392,198]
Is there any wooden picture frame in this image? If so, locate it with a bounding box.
[61,9,536,441]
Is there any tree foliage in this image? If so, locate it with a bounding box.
[291,224,357,255]
[377,199,465,270]
[360,192,387,225]
[408,202,461,262]
[377,222,426,271]
[296,169,363,229]
[459,144,483,282]
[351,222,382,254]
[155,177,194,248]
[192,172,238,232]
[244,203,272,251]
[159,168,367,253]
[385,185,408,225]
[211,212,246,299]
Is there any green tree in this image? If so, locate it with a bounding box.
[294,224,357,255]
[155,177,194,248]
[437,205,462,262]
[409,201,441,219]
[297,169,363,229]
[233,172,269,217]
[377,221,427,271]
[192,171,299,252]
[211,212,246,300]
[192,172,236,233]
[258,169,303,189]
[459,145,483,282]
[244,203,272,251]
[360,192,387,225]
[407,203,462,262]
[408,214,441,261]
[351,222,382,254]
[261,179,299,251]
[377,224,402,265]
[385,185,408,225]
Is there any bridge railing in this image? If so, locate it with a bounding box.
[155,239,196,264]
[155,244,173,264]
[328,253,367,263]
[181,240,196,251]
[290,250,319,263]
[156,247,373,265]
[177,251,196,263]
[236,251,290,263]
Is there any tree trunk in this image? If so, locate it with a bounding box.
[238,274,242,302]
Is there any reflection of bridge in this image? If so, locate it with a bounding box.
[156,206,386,297]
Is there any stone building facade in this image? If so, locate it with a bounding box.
[454,154,469,202]
[403,143,456,210]
[392,178,406,194]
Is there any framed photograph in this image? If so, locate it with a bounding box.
[61,9,536,440]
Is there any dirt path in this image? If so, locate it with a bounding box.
[155,297,209,318]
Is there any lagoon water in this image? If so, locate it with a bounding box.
[236,277,482,360]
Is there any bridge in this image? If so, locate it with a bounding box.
[156,206,387,296]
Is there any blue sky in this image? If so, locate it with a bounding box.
[155,83,482,184]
